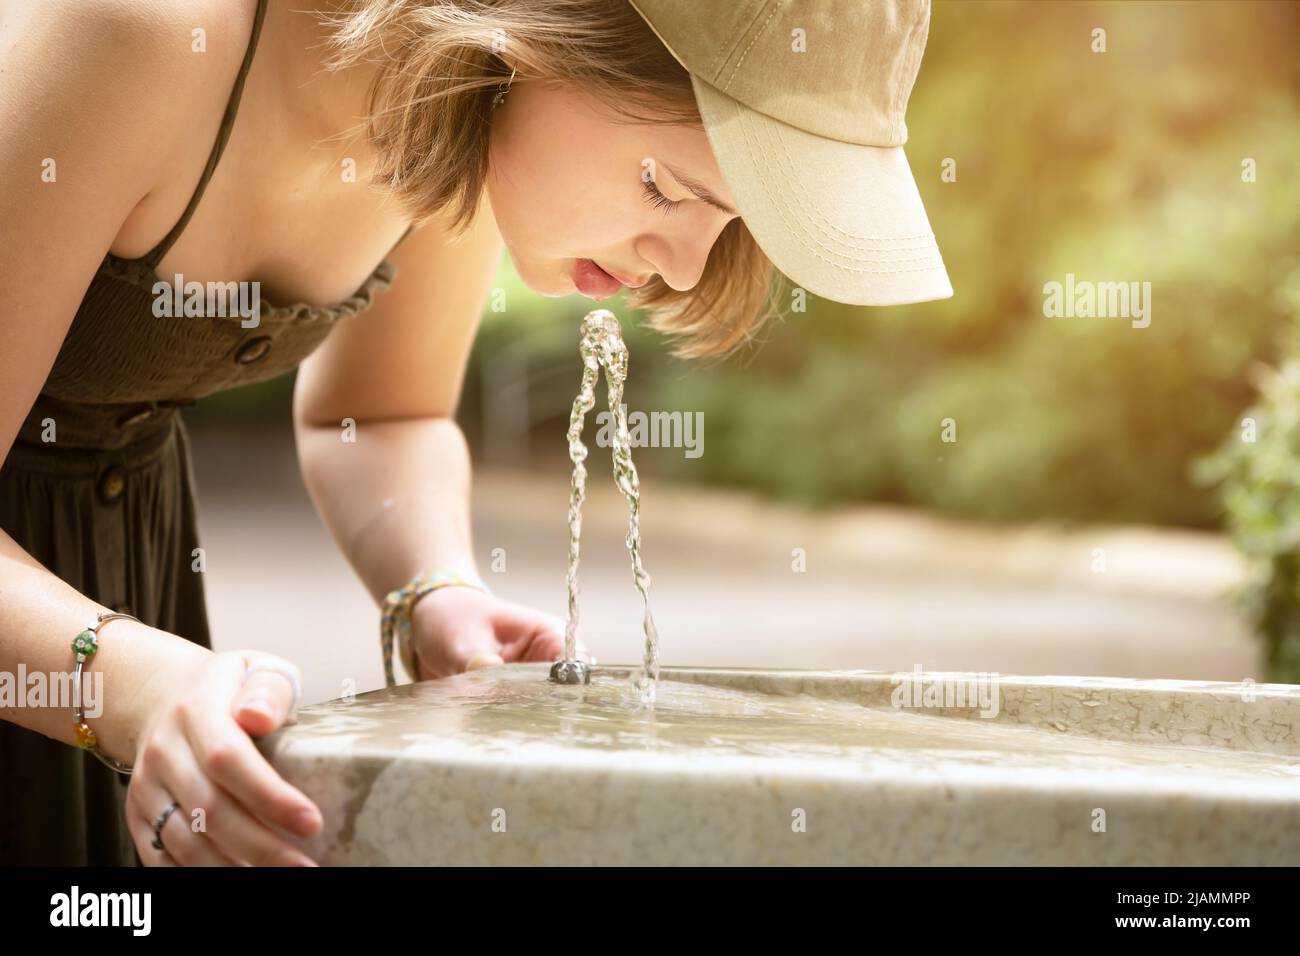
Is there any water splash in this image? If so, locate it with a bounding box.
[561,309,661,705]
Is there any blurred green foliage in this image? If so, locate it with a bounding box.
[469,0,1300,528]
[1196,353,1300,684]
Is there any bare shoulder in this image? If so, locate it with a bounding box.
[0,0,261,186]
[10,0,260,72]
[0,0,265,464]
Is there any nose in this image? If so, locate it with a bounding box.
[637,219,728,293]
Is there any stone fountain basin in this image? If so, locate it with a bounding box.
[258,664,1300,865]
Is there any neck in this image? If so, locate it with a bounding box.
[263,0,384,172]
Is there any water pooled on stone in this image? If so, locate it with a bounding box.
[561,309,661,705]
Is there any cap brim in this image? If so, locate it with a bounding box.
[691,77,953,307]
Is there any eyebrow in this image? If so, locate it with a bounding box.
[664,163,739,216]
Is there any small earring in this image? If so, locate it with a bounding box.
[491,66,517,110]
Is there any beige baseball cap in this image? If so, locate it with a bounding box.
[628,0,952,306]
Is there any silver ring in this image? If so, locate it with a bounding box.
[243,659,301,714]
[151,801,180,851]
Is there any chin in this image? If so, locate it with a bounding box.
[523,278,574,299]
[514,258,576,298]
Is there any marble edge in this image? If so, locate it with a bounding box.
[272,663,1300,761]
[619,664,1299,698]
[266,733,1300,803]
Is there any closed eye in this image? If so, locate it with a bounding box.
[642,178,680,216]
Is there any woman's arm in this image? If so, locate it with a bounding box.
[1,0,320,865]
[292,197,502,604]
[293,193,575,678]
[0,0,207,755]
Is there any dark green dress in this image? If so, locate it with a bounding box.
[0,0,403,865]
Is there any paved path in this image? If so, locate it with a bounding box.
[188,425,1261,706]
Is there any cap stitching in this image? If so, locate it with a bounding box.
[750,124,945,271]
[722,0,782,94]
[889,7,913,133]
[770,120,936,248]
[740,110,945,275]
[891,1,927,134]
[751,110,939,260]
[705,0,770,82]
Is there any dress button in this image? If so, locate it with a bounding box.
[97,468,126,505]
[114,404,155,429]
[235,336,273,365]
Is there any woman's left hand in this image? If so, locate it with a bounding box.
[408,586,591,680]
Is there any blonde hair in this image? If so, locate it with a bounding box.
[320,0,783,360]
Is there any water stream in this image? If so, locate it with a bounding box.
[561,309,661,705]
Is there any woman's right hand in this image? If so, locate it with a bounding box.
[125,649,322,866]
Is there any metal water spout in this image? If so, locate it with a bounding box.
[548,659,592,685]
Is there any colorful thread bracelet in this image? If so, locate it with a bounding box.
[72,610,139,776]
[381,569,492,686]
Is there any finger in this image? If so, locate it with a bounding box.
[411,589,500,677]
[180,653,323,841]
[490,604,566,662]
[127,740,237,867]
[157,730,317,867]
[525,631,566,662]
[232,658,301,737]
[465,652,505,671]
[126,814,178,867]
[525,611,592,664]
[125,804,177,867]
[442,623,503,676]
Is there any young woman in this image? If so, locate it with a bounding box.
[0,0,949,866]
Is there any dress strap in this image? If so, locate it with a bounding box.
[142,0,269,270]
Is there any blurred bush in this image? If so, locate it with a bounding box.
[1196,283,1300,681]
[1196,361,1300,683]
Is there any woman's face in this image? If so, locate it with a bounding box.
[486,79,742,301]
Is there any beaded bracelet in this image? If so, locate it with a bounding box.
[381,570,492,686]
[72,610,139,776]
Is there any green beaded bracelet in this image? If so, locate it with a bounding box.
[72,610,139,775]
[380,570,491,686]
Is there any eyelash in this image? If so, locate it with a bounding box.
[642,178,681,216]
